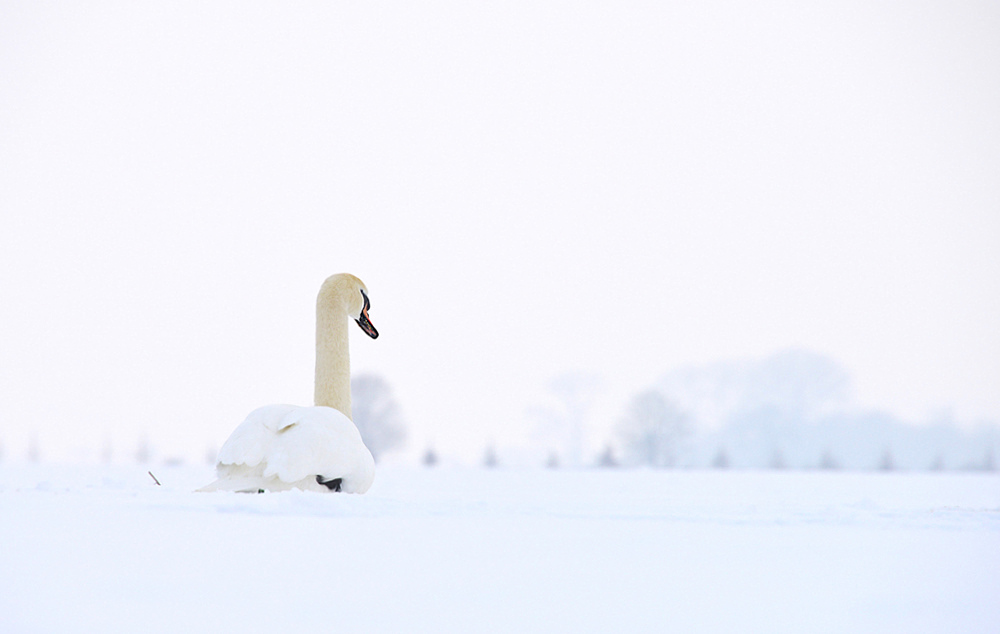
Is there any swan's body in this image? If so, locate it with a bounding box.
[200,405,375,493]
[199,273,378,494]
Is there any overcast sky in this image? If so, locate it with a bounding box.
[1,1,998,463]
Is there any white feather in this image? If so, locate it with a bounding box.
[199,405,375,493]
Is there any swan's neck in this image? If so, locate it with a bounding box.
[314,296,352,419]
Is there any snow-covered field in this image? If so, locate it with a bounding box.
[1,464,997,633]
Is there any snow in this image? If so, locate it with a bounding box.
[1,464,997,633]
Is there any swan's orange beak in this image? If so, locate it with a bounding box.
[356,290,378,339]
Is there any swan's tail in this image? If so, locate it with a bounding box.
[196,466,329,493]
[196,477,267,493]
[195,479,222,493]
[196,463,268,492]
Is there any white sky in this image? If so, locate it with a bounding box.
[1,1,998,463]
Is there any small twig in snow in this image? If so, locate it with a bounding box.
[148,471,161,486]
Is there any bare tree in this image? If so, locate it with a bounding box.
[819,448,839,470]
[483,444,498,468]
[101,436,113,464]
[529,372,602,468]
[597,444,619,468]
[712,446,731,469]
[422,447,438,467]
[768,448,786,470]
[983,448,996,472]
[135,435,150,464]
[617,390,689,468]
[545,451,560,469]
[27,433,40,463]
[351,374,407,462]
[878,448,895,471]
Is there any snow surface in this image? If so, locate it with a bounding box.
[1,464,997,633]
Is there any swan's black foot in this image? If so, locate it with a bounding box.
[316,476,342,492]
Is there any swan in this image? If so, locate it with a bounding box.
[198,273,379,493]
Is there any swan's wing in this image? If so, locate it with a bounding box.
[216,404,298,468]
[261,407,371,484]
[214,405,374,492]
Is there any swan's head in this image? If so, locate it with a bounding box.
[354,287,378,339]
[319,273,379,339]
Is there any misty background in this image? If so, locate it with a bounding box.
[0,1,997,468]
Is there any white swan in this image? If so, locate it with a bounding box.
[199,273,379,493]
